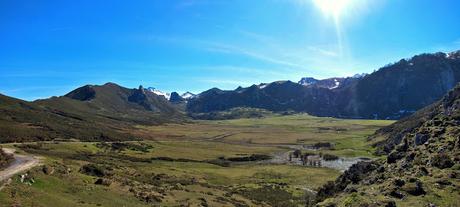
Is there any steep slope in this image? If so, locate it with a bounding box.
[316,84,460,206]
[348,52,460,119]
[187,51,460,119]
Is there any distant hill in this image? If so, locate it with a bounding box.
[187,51,460,119]
[0,83,186,142]
[316,83,460,206]
[38,83,184,124]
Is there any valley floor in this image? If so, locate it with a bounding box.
[0,114,392,207]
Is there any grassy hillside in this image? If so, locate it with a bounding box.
[0,93,139,142]
[0,83,187,143]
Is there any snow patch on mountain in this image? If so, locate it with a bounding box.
[351,73,367,79]
[330,79,340,89]
[298,77,319,86]
[181,92,196,99]
[146,87,171,100]
[258,83,268,89]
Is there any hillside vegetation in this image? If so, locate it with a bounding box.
[0,148,13,169]
[0,83,185,143]
[316,84,460,206]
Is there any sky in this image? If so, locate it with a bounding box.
[1,0,460,101]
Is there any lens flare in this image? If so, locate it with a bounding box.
[312,0,356,57]
[312,0,354,20]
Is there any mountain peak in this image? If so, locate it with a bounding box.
[298,77,319,86]
[181,92,196,99]
[64,85,96,101]
[145,87,171,100]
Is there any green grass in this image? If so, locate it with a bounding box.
[139,114,393,158]
[0,114,392,206]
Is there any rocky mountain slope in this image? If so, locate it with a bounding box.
[187,51,460,119]
[315,83,460,206]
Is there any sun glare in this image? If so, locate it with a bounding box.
[312,0,354,20]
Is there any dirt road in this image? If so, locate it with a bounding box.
[0,148,41,183]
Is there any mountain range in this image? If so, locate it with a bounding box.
[1,50,459,142]
[187,51,460,119]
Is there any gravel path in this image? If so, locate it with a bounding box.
[0,148,41,183]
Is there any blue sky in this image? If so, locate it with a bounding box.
[1,0,460,100]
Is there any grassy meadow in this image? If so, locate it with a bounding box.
[0,114,393,206]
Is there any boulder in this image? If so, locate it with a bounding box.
[94,178,112,186]
[402,181,425,196]
[42,165,55,175]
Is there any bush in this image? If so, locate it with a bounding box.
[227,154,271,162]
[0,148,13,169]
[293,150,302,158]
[432,153,454,169]
[79,164,112,177]
[322,154,339,161]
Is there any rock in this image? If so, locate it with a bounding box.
[415,133,429,146]
[448,171,459,179]
[377,166,385,173]
[169,92,185,103]
[387,152,404,163]
[402,181,425,196]
[384,200,397,207]
[42,165,55,175]
[388,189,404,199]
[344,186,357,193]
[94,178,112,186]
[393,179,405,187]
[417,166,429,176]
[435,179,452,186]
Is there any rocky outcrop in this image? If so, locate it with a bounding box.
[169,92,185,103]
[315,84,460,206]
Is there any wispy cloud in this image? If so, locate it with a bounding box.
[204,42,309,69]
[140,28,354,79]
[307,46,338,57]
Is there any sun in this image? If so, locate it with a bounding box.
[312,0,354,20]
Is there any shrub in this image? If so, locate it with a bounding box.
[432,153,454,169]
[79,164,112,177]
[322,154,339,161]
[0,148,13,169]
